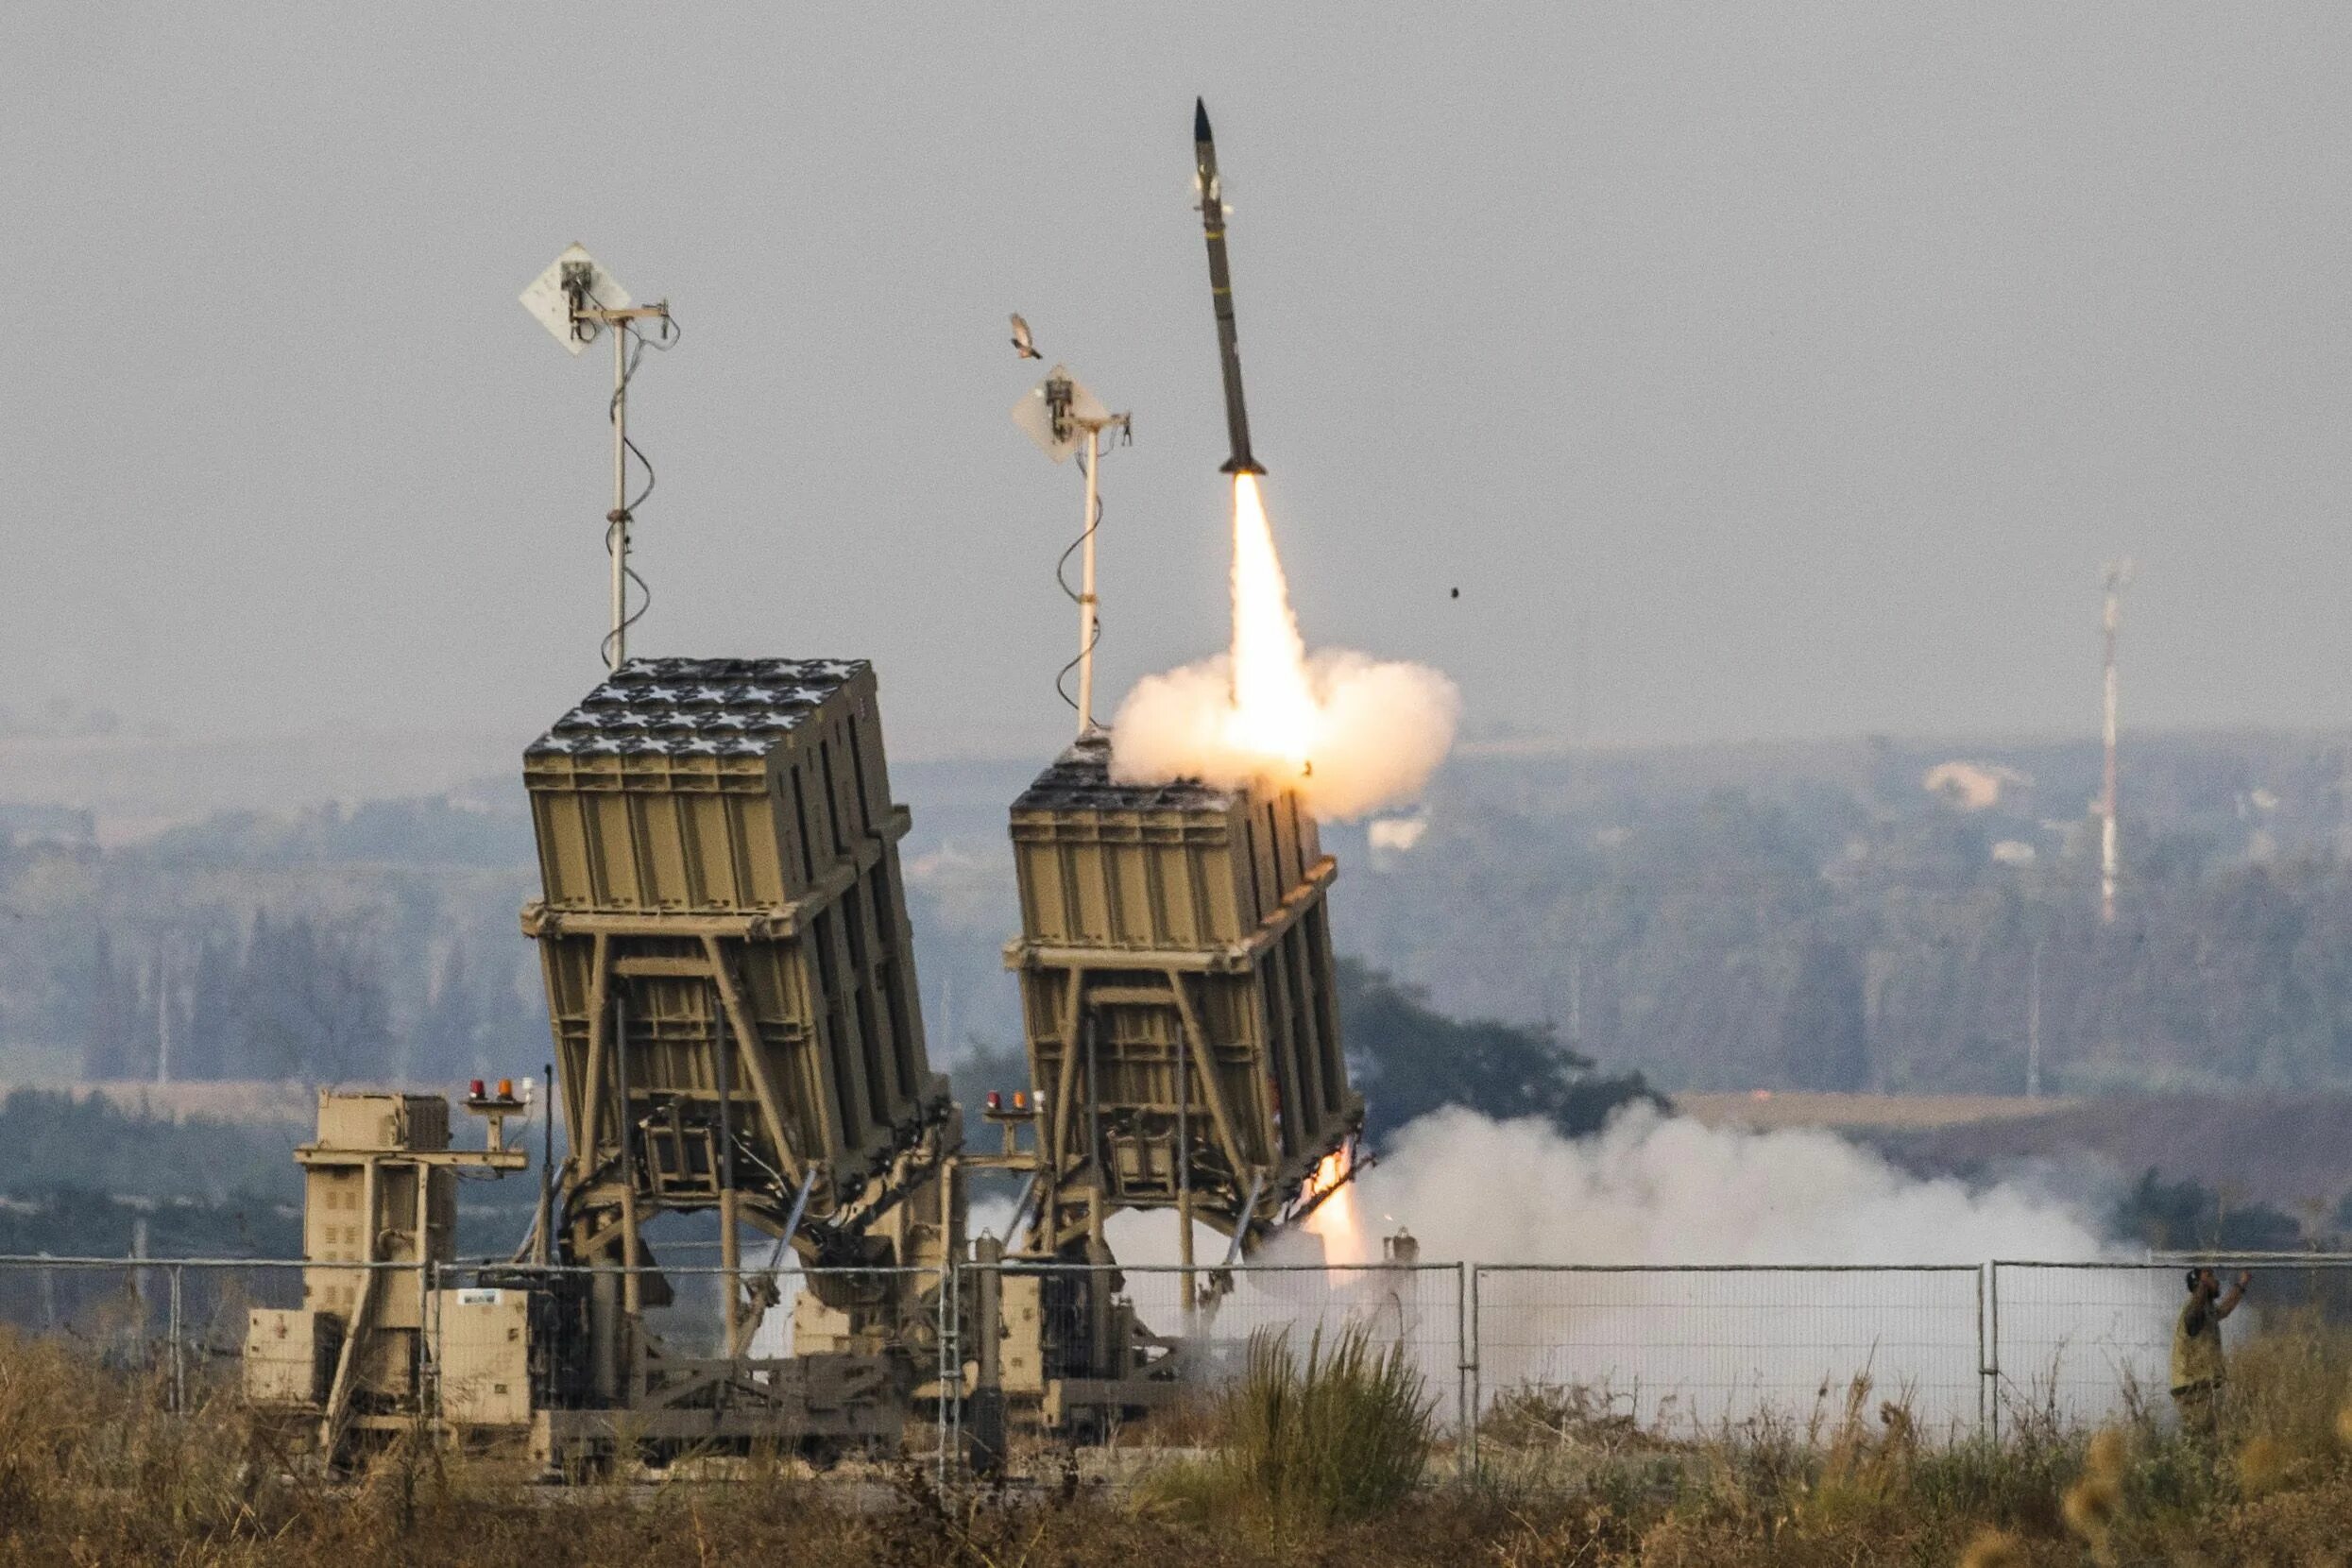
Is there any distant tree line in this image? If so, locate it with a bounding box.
[1338,960,1660,1142]
[78,911,539,1083]
[0,1089,298,1200]
[2109,1167,2317,1253]
[32,727,2352,1107]
[1350,736,2352,1096]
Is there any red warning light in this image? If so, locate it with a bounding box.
[469,1079,486,1099]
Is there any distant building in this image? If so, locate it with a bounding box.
[1922,760,2032,812]
[1367,813,1429,870]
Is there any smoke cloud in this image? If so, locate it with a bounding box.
[1109,650,1460,821]
[1107,473,1459,821]
[1106,1105,2105,1273]
[1335,1104,2105,1266]
[1105,1107,2134,1430]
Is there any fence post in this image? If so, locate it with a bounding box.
[1986,1262,2003,1443]
[935,1261,958,1491]
[169,1265,185,1415]
[426,1259,440,1426]
[1461,1264,1480,1475]
[1973,1262,1988,1438]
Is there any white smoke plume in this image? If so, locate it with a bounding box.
[1107,1105,2104,1274]
[1108,473,1459,822]
[1104,1107,2139,1431]
[1338,1105,2105,1267]
[1110,651,1460,822]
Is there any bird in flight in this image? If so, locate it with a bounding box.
[1009,314,1041,359]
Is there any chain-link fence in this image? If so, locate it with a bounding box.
[1986,1258,2352,1431]
[3,1252,2342,1472]
[1473,1265,1987,1440]
[0,1256,427,1413]
[975,1260,1469,1431]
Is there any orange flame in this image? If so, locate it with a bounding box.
[1300,1148,1349,1202]
[1300,1146,1368,1265]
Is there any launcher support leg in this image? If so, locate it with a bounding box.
[1086,1185,1112,1378]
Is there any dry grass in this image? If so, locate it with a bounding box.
[0,1318,2349,1566]
[1141,1322,1437,1542]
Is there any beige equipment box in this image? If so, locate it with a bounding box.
[245,1307,343,1406]
[435,1287,533,1428]
[302,1093,454,1335]
[244,1090,525,1458]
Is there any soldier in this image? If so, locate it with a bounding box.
[2171,1266,2251,1438]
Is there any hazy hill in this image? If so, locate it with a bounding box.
[8,725,2352,1105]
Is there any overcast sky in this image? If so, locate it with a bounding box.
[5,4,2349,761]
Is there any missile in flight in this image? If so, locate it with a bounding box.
[1194,97,1265,477]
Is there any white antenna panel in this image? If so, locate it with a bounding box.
[1012,364,1109,463]
[520,244,633,354]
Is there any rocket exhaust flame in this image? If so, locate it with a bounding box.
[1225,474,1316,765]
[1297,1145,1369,1266]
[1109,476,1461,820]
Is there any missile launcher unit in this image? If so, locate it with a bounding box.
[523,656,950,1219]
[1006,734,1358,1246]
[994,733,1363,1428]
[520,656,959,1453]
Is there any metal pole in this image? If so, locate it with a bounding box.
[413,1157,433,1359]
[932,1258,949,1489]
[169,1265,184,1414]
[1986,1262,2003,1442]
[1463,1265,1480,1474]
[970,1235,1005,1480]
[424,1258,439,1423]
[1176,1018,1195,1336]
[715,1000,741,1357]
[1083,1014,1101,1210]
[1076,425,1099,735]
[537,1060,554,1268]
[614,991,641,1394]
[609,319,629,672]
[943,1258,960,1487]
[1222,1172,1263,1268]
[1974,1262,1989,1437]
[779,1166,819,1253]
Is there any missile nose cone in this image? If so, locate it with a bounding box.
[1194,97,1212,144]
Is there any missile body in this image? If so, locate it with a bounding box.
[1194,98,1265,476]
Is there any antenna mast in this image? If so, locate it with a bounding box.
[1014,355,1131,735]
[520,245,674,672]
[2099,560,2132,925]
